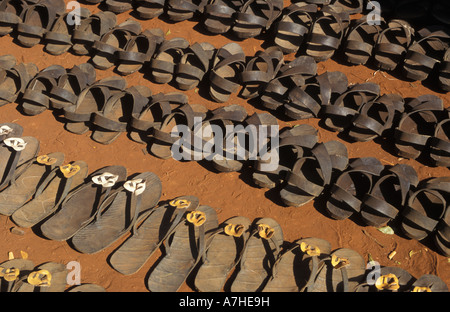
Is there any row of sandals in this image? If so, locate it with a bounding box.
[1,0,450,92]
[0,128,448,291]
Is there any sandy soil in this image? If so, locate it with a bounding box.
[0,0,449,292]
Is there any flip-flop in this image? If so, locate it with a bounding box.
[230,217,284,292]
[0,123,23,141]
[262,237,331,292]
[0,0,25,36]
[91,85,152,145]
[358,266,415,292]
[15,262,67,292]
[0,255,35,292]
[194,215,252,292]
[109,195,200,275]
[360,163,419,227]
[0,62,39,107]
[325,157,384,220]
[71,172,162,254]
[410,274,449,292]
[0,152,64,216]
[40,165,128,241]
[147,205,219,292]
[11,160,89,228]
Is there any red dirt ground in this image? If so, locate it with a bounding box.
[0,1,449,292]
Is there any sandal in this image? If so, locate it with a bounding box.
[71,171,162,254]
[49,63,97,110]
[0,254,35,292]
[0,62,38,107]
[305,5,350,62]
[330,0,363,14]
[91,85,152,145]
[63,76,127,135]
[201,0,243,34]
[208,42,246,103]
[165,0,208,22]
[435,196,450,256]
[109,195,200,275]
[134,0,166,20]
[0,152,64,216]
[343,16,385,65]
[279,140,349,207]
[175,41,216,91]
[303,248,366,292]
[263,237,331,292]
[284,71,348,120]
[104,0,133,13]
[91,18,142,70]
[272,3,317,54]
[20,64,66,116]
[147,205,219,292]
[11,160,89,228]
[230,217,284,292]
[232,0,284,39]
[149,37,190,84]
[394,94,445,159]
[373,19,415,71]
[40,165,128,241]
[71,11,117,56]
[194,215,252,292]
[239,46,284,99]
[438,47,450,92]
[360,163,419,227]
[402,26,450,82]
[358,266,415,292]
[321,82,381,133]
[15,262,67,292]
[325,157,384,220]
[116,28,165,76]
[429,116,450,167]
[260,55,318,111]
[410,274,449,292]
[0,0,25,36]
[0,123,23,141]
[129,92,188,144]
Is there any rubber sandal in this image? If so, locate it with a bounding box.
[0,152,64,216]
[15,262,67,292]
[343,16,385,65]
[194,215,252,292]
[165,0,208,22]
[211,112,278,172]
[104,0,133,13]
[109,195,199,275]
[0,0,25,36]
[347,93,404,142]
[147,205,219,292]
[134,0,166,19]
[0,54,17,70]
[175,41,216,91]
[403,26,450,82]
[429,116,450,167]
[239,46,284,99]
[91,85,152,145]
[230,217,284,292]
[260,55,318,111]
[129,92,188,144]
[0,254,34,292]
[91,18,142,70]
[0,136,40,192]
[0,123,23,141]
[44,8,91,56]
[40,165,128,241]
[149,103,208,159]
[0,62,38,107]
[149,37,190,84]
[325,157,384,220]
[71,11,117,56]
[68,283,107,292]
[394,94,445,159]
[116,28,165,76]
[284,71,348,120]
[63,76,127,135]
[357,266,415,292]
[252,124,318,189]
[330,0,363,14]
[303,248,366,292]
[305,5,349,62]
[71,172,162,254]
[409,274,449,292]
[373,19,415,71]
[16,0,63,48]
[208,42,245,103]
[11,160,89,228]
[360,163,418,227]
[201,0,243,34]
[263,237,331,292]
[20,64,66,116]
[272,3,317,54]
[438,47,450,92]
[321,82,381,133]
[232,0,284,39]
[49,63,96,110]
